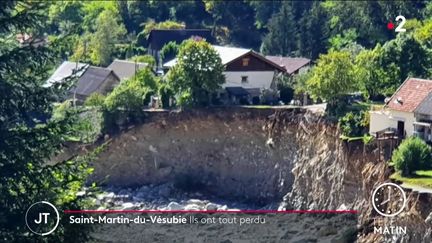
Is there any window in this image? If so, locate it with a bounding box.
[242,58,250,66]
[241,76,248,84]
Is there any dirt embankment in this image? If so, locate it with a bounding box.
[89,107,432,242]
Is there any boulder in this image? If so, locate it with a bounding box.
[166,202,183,210]
[184,204,202,211]
[205,203,219,211]
[122,202,137,210]
[426,212,432,224]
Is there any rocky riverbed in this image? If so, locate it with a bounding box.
[89,183,277,211]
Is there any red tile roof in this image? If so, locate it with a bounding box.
[387,78,432,112]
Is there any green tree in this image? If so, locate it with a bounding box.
[88,9,127,66]
[392,137,432,176]
[137,19,185,46]
[261,2,297,56]
[84,93,106,107]
[204,0,261,48]
[0,2,93,241]
[167,40,225,106]
[160,41,180,63]
[298,2,328,59]
[379,33,431,95]
[354,45,389,100]
[130,54,156,69]
[306,50,358,107]
[104,67,158,112]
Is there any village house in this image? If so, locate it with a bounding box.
[107,59,148,80]
[147,29,214,69]
[163,45,286,104]
[46,61,120,103]
[369,77,432,143]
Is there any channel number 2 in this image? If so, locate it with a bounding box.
[395,15,406,33]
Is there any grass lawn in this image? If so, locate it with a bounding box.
[390,170,432,189]
[350,101,384,111]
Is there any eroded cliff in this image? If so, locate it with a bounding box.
[90,107,432,242]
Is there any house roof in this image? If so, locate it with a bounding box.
[163,45,250,68]
[147,29,214,50]
[265,56,310,75]
[45,61,89,87]
[70,66,118,97]
[163,45,285,72]
[387,78,432,113]
[108,59,148,80]
[416,92,432,116]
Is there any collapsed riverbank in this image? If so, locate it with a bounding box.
[86,107,432,242]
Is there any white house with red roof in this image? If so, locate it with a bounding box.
[369,77,432,141]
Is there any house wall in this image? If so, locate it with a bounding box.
[369,110,415,136]
[222,71,275,90]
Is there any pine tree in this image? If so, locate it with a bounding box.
[260,2,297,56]
[0,2,93,241]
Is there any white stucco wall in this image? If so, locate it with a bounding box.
[222,71,275,90]
[369,110,416,137]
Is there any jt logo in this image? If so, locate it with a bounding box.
[34,213,50,224]
[26,201,60,236]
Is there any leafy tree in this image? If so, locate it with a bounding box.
[125,1,171,33]
[167,40,225,106]
[204,0,261,48]
[48,1,84,35]
[414,19,432,48]
[160,41,180,63]
[392,137,432,176]
[0,1,94,241]
[104,67,157,112]
[88,9,127,66]
[81,1,117,32]
[84,93,106,107]
[261,2,297,56]
[339,111,368,137]
[248,0,283,29]
[130,54,156,69]
[354,45,388,100]
[139,19,185,40]
[328,29,358,51]
[378,33,431,95]
[306,50,358,107]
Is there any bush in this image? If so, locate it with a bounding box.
[130,55,156,69]
[339,111,368,137]
[279,86,294,104]
[327,95,350,117]
[392,137,432,176]
[84,93,106,107]
[104,68,157,112]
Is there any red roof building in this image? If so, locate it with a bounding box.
[386,78,432,112]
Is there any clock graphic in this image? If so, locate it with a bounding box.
[372,182,406,217]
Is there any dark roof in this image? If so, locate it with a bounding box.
[70,66,118,97]
[148,29,213,50]
[387,78,432,112]
[265,56,310,74]
[225,87,249,96]
[227,51,286,72]
[108,59,148,80]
